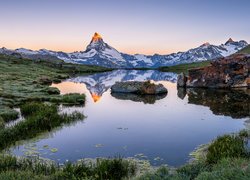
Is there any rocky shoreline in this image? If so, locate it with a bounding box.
[177,54,250,88]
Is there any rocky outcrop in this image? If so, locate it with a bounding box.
[111,81,168,94]
[177,54,250,88]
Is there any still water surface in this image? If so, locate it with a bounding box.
[11,70,249,166]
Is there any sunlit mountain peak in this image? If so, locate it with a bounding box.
[91,93,102,103]
[91,32,103,42]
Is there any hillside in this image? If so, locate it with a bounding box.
[237,45,250,54]
[158,60,211,74]
[0,54,111,121]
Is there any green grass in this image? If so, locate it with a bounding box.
[0,155,137,180]
[206,134,248,164]
[136,131,250,180]
[51,93,86,105]
[0,102,85,150]
[196,158,250,180]
[237,45,250,54]
[0,107,19,122]
[0,54,110,122]
[158,61,211,74]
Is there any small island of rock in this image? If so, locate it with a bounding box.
[111,81,168,95]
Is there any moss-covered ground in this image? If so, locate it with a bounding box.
[0,54,111,121]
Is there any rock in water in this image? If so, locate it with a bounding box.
[111,81,168,94]
[179,54,250,88]
[177,73,187,87]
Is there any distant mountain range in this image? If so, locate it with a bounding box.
[0,33,248,68]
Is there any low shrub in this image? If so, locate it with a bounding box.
[177,161,210,179]
[94,158,137,180]
[0,170,47,180]
[206,134,248,164]
[20,102,50,117]
[47,87,60,95]
[61,93,86,105]
[137,166,170,180]
[196,158,250,180]
[0,155,137,180]
[239,129,249,138]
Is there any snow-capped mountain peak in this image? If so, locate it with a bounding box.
[0,33,248,68]
[91,32,103,42]
[86,32,111,52]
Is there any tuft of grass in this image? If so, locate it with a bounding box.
[206,134,248,164]
[47,87,60,95]
[0,108,19,122]
[0,102,85,150]
[0,117,4,128]
[20,102,47,117]
[196,158,250,180]
[177,161,210,179]
[53,93,86,105]
[0,155,137,180]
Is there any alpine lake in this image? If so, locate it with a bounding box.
[10,70,250,167]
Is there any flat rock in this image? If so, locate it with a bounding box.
[111,81,168,95]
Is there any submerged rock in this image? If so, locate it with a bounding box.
[177,54,250,88]
[111,81,168,95]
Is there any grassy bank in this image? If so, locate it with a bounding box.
[158,61,211,74]
[0,54,111,121]
[0,102,85,150]
[136,130,250,179]
[0,155,137,180]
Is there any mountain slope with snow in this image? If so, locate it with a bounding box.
[0,33,248,68]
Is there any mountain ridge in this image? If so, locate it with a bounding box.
[0,33,248,68]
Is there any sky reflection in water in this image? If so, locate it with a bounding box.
[12,70,248,166]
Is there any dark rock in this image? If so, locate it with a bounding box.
[111,93,167,104]
[177,88,187,99]
[177,73,187,87]
[187,88,250,118]
[182,54,250,88]
[111,81,168,94]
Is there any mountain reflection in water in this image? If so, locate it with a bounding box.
[12,70,248,166]
[68,70,177,102]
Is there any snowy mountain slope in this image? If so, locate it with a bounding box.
[0,33,248,68]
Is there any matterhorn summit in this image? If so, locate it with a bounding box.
[86,32,112,51]
[0,33,248,68]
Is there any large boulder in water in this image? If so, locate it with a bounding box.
[111,81,168,94]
